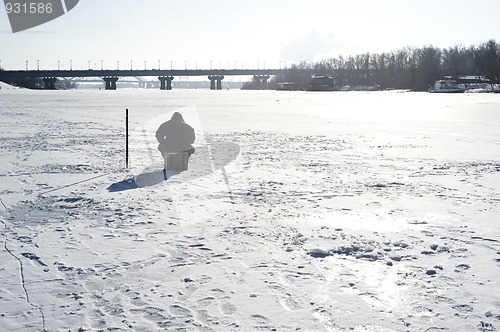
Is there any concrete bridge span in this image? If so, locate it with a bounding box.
[0,69,287,90]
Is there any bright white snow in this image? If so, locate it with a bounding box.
[0,86,499,331]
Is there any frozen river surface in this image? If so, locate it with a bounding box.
[1,87,499,331]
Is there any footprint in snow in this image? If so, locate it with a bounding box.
[454,264,470,273]
[219,302,237,315]
[21,252,49,272]
[169,304,192,317]
[280,294,301,311]
[250,314,271,325]
[195,296,216,308]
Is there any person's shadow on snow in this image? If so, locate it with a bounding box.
[107,142,240,192]
[107,169,186,192]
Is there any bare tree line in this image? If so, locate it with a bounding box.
[270,39,500,91]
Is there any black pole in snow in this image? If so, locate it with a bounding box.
[126,108,129,168]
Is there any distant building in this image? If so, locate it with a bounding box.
[309,75,337,91]
[276,75,338,91]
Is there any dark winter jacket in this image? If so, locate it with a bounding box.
[156,118,195,153]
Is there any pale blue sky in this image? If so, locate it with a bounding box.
[1,0,500,70]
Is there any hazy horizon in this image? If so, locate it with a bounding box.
[1,0,500,70]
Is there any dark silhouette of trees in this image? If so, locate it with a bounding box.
[441,45,475,78]
[1,66,43,89]
[259,39,500,91]
[241,77,262,90]
[280,61,313,83]
[415,46,442,90]
[0,72,77,90]
[1,77,43,89]
[475,40,500,87]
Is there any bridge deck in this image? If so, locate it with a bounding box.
[0,69,286,79]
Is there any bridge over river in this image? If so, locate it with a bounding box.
[0,69,287,90]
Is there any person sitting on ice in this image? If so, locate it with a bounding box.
[155,112,195,171]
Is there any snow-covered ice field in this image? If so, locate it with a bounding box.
[1,83,499,331]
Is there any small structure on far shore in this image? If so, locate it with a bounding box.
[428,79,465,93]
[277,75,337,91]
[309,75,337,91]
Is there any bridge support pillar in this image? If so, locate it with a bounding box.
[103,76,118,90]
[254,75,270,89]
[159,76,174,90]
[209,76,216,90]
[43,77,57,90]
[208,75,224,90]
[217,76,224,90]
